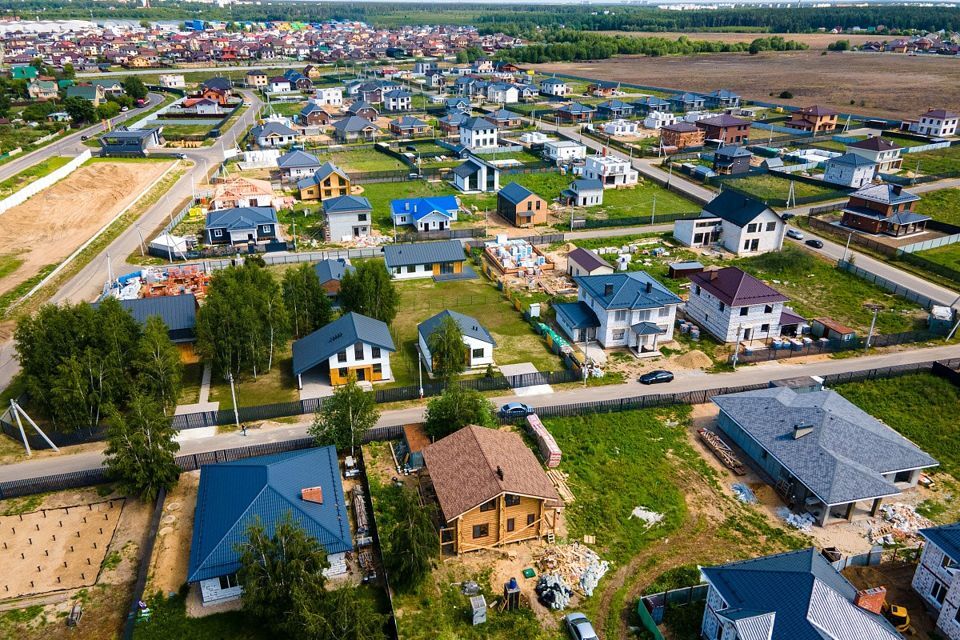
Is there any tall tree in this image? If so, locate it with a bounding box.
[281,263,332,339]
[426,315,467,381]
[103,393,180,501]
[308,376,379,456]
[339,259,399,324]
[63,96,96,124]
[134,316,183,412]
[382,487,439,592]
[122,75,148,101]
[236,513,329,632]
[423,384,497,440]
[292,583,386,640]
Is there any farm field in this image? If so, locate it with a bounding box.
[594,31,883,49]
[529,50,960,120]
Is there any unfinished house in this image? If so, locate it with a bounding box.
[421,425,561,555]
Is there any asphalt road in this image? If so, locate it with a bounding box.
[77,62,313,78]
[2,341,958,483]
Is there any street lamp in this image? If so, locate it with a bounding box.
[863,303,883,352]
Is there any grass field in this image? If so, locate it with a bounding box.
[908,145,960,177]
[355,179,463,231]
[207,353,299,409]
[0,156,71,198]
[158,123,216,138]
[387,277,563,387]
[724,172,844,203]
[314,147,406,173]
[133,591,266,640]
[914,243,960,274]
[914,188,960,226]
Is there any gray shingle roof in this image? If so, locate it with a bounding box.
[383,240,465,268]
[291,312,395,376]
[701,191,776,227]
[93,294,196,341]
[713,386,938,505]
[574,271,681,310]
[829,152,877,167]
[850,183,920,205]
[460,116,497,131]
[277,150,321,169]
[253,121,297,138]
[418,310,496,346]
[333,115,380,134]
[313,258,355,285]
[323,194,371,214]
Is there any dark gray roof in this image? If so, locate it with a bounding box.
[453,155,498,178]
[554,301,600,329]
[291,312,395,376]
[828,152,876,167]
[391,115,428,128]
[93,294,196,341]
[713,386,938,505]
[460,117,497,132]
[277,150,321,169]
[714,146,752,159]
[567,247,612,272]
[383,240,465,268]
[851,183,920,205]
[418,310,496,346]
[570,179,603,193]
[701,190,776,227]
[698,114,750,128]
[498,182,536,206]
[333,115,380,134]
[253,121,298,138]
[313,258,355,285]
[848,137,902,152]
[323,194,371,214]
[574,271,681,310]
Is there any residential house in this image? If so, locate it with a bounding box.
[298,162,351,201]
[201,77,232,94]
[298,103,332,127]
[244,71,267,88]
[199,86,230,106]
[292,312,395,386]
[277,150,322,183]
[696,114,752,145]
[283,69,312,91]
[632,96,671,115]
[438,112,469,136]
[94,294,197,343]
[486,82,519,104]
[345,101,379,121]
[660,122,705,150]
[543,140,586,165]
[588,81,620,97]
[314,258,355,296]
[313,87,343,107]
[686,267,790,343]
[699,548,903,640]
[418,310,495,374]
[596,99,634,120]
[913,522,960,640]
[561,179,604,207]
[669,92,705,112]
[383,89,412,111]
[383,239,467,280]
[187,448,352,605]
[539,77,569,98]
[555,102,595,123]
[204,207,279,245]
[847,136,904,173]
[389,115,430,137]
[583,154,639,188]
[644,111,679,130]
[10,65,38,80]
[268,76,292,93]
[674,191,784,255]
[554,271,681,352]
[712,146,752,176]
[907,108,959,137]
[90,79,124,97]
[27,79,58,101]
[497,182,547,228]
[713,382,938,525]
[841,183,928,237]
[332,116,381,143]
[422,425,561,555]
[484,109,522,129]
[390,196,460,232]
[603,119,638,136]
[251,121,300,148]
[566,247,613,277]
[323,194,372,241]
[704,89,741,109]
[823,153,877,188]
[452,155,500,193]
[459,117,499,151]
[210,177,275,210]
[445,97,471,113]
[182,98,222,116]
[66,83,105,106]
[786,105,839,133]
[99,128,163,157]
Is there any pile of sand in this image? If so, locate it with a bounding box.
[674,349,713,370]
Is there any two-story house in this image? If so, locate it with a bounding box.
[313,87,343,107]
[696,114,751,145]
[841,183,928,237]
[277,150,322,183]
[582,154,639,188]
[786,105,839,133]
[673,191,785,256]
[644,111,679,130]
[685,267,790,343]
[712,146,752,176]
[382,89,412,111]
[847,136,904,173]
[823,153,877,188]
[204,207,279,245]
[496,182,547,227]
[459,117,499,151]
[914,522,960,640]
[323,194,372,241]
[292,311,395,387]
[539,77,569,98]
[554,271,681,354]
[908,108,959,137]
[298,162,351,201]
[660,122,705,150]
[543,140,586,165]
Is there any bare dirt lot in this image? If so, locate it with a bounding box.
[596,31,883,49]
[0,160,173,298]
[530,50,960,120]
[144,470,199,598]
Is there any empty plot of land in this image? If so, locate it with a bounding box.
[595,31,882,49]
[0,160,173,297]
[530,50,960,120]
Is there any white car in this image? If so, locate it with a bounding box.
[786,229,804,240]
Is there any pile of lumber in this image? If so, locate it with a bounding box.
[546,469,575,503]
[698,428,746,475]
[526,414,561,467]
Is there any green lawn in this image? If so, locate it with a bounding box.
[207,354,299,409]
[133,591,267,640]
[914,242,960,273]
[476,149,544,165]
[356,179,462,231]
[177,362,204,405]
[835,373,960,479]
[159,123,215,138]
[268,101,306,117]
[388,277,563,387]
[881,133,931,148]
[724,172,844,204]
[0,156,71,198]
[315,147,407,173]
[914,187,960,226]
[908,145,960,177]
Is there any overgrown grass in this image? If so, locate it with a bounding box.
[313,147,406,173]
[915,242,960,274]
[0,252,25,280]
[207,354,298,409]
[909,145,960,177]
[724,172,843,203]
[914,187,960,226]
[133,590,267,640]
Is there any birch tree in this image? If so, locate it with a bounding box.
[103,394,180,501]
[308,376,379,456]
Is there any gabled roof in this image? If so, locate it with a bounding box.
[486,108,518,121]
[383,239,465,268]
[690,267,789,307]
[253,121,298,138]
[390,196,459,222]
[541,77,566,86]
[291,312,395,376]
[205,206,277,230]
[299,103,327,117]
[312,161,349,184]
[93,294,196,335]
[570,178,603,192]
[347,100,377,114]
[574,271,681,311]
[313,258,354,285]
[453,155,499,178]
[567,247,612,272]
[498,181,538,206]
[714,146,752,159]
[796,105,838,116]
[391,115,428,128]
[701,548,901,640]
[848,137,902,152]
[596,99,632,110]
[439,113,469,126]
[322,194,371,214]
[828,152,877,167]
[708,89,740,99]
[460,116,497,131]
[383,88,412,98]
[701,190,777,227]
[671,92,703,103]
[277,149,321,169]
[557,102,595,115]
[699,114,750,128]
[712,386,938,505]
[422,425,560,522]
[201,77,231,91]
[418,309,496,347]
[187,447,351,583]
[662,121,700,133]
[920,522,960,564]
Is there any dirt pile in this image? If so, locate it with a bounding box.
[674,350,713,370]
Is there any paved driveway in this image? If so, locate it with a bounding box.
[499,362,554,397]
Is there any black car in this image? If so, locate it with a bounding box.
[499,402,533,418]
[805,239,824,249]
[781,213,795,221]
[639,370,674,385]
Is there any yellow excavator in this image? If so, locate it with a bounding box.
[882,600,914,635]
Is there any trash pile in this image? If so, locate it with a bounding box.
[869,503,934,544]
[536,574,573,610]
[536,543,610,602]
[629,506,664,529]
[579,555,610,597]
[777,507,816,532]
[731,483,757,504]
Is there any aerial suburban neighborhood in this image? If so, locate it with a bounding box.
[3,3,960,640]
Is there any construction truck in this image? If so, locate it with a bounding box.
[882,600,914,635]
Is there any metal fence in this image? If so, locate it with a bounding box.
[732,330,941,364]
[572,210,698,230]
[838,259,949,308]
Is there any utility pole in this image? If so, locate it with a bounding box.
[228,372,241,430]
[864,304,883,351]
[731,324,744,370]
[135,225,146,256]
[842,232,852,263]
[651,194,657,225]
[417,352,424,399]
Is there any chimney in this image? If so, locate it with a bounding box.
[892,184,903,196]
[709,270,719,281]
[854,587,886,615]
[496,465,504,480]
[604,283,614,296]
[645,281,653,294]
[793,422,815,439]
[301,486,324,504]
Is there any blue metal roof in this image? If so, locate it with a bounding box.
[498,182,536,206]
[418,310,496,346]
[390,196,459,222]
[323,194,371,214]
[291,312,395,376]
[187,447,352,583]
[383,240,465,268]
[277,150,320,169]
[574,271,681,311]
[93,294,196,341]
[313,258,355,285]
[921,522,960,564]
[205,207,277,231]
[554,301,601,329]
[558,102,595,115]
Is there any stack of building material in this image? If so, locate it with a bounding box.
[526,414,561,468]
[536,543,606,598]
[546,469,576,503]
[878,503,933,541]
[352,486,369,536]
[697,427,746,475]
[535,574,573,610]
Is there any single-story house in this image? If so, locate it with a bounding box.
[291,311,395,387]
[497,182,547,228]
[298,103,333,127]
[251,121,300,148]
[93,294,197,343]
[390,196,460,232]
[383,239,466,280]
[332,116,381,143]
[417,309,496,374]
[187,447,352,605]
[277,150,322,183]
[99,128,164,157]
[389,115,430,137]
[566,247,613,277]
[712,382,938,526]
[314,258,355,296]
[204,207,279,245]
[555,102,595,123]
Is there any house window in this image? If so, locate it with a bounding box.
[761,323,770,332]
[747,223,758,233]
[337,350,347,363]
[942,554,957,570]
[338,367,348,378]
[218,573,239,590]
[955,606,960,625]
[764,305,773,314]
[612,329,625,340]
[480,499,497,512]
[358,213,367,222]
[213,228,223,237]
[506,518,516,532]
[472,524,489,539]
[372,347,381,358]
[894,470,912,483]
[527,513,535,526]
[614,310,627,322]
[373,363,382,375]
[766,221,776,231]
[505,494,521,507]
[744,239,752,250]
[659,307,670,318]
[739,307,749,317]
[354,343,364,360]
[472,348,484,359]
[407,265,416,274]
[932,581,948,606]
[695,285,701,296]
[719,302,725,312]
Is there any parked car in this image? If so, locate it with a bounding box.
[564,613,599,640]
[176,153,187,159]
[80,135,88,141]
[499,402,533,418]
[120,106,129,112]
[639,370,674,385]
[786,229,804,240]
[781,213,795,221]
[805,239,824,249]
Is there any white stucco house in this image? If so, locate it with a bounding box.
[418,310,496,375]
[459,117,499,151]
[914,523,960,640]
[908,108,959,137]
[313,87,343,107]
[822,153,877,188]
[603,119,639,136]
[544,140,587,164]
[685,267,791,343]
[674,191,785,256]
[539,77,569,97]
[583,154,639,188]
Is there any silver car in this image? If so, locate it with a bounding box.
[564,612,599,640]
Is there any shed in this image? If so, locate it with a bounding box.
[393,424,430,472]
[811,317,857,343]
[667,261,704,279]
[567,247,613,277]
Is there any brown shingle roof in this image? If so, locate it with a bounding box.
[422,425,560,522]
